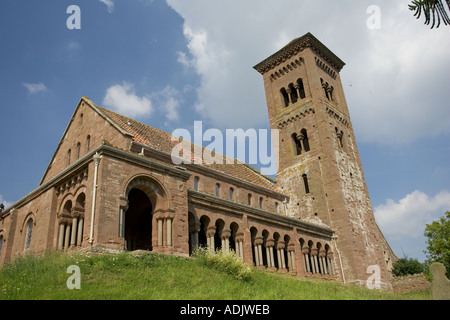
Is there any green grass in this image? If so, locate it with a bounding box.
[0,250,430,300]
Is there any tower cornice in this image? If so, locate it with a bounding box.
[253,32,345,75]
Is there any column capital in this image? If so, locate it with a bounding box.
[276,241,285,250]
[235,232,244,242]
[71,207,85,219]
[58,214,72,226]
[254,236,263,246]
[119,196,129,211]
[221,229,231,240]
[153,208,175,220]
[265,239,275,248]
[190,222,201,233]
[206,226,216,238]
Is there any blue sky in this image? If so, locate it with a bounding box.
[0,0,449,263]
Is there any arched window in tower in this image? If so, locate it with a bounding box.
[292,133,302,155]
[68,149,71,166]
[288,83,298,104]
[215,183,220,197]
[194,176,199,191]
[86,135,91,152]
[229,187,234,201]
[321,79,330,100]
[297,78,306,99]
[280,88,290,107]
[302,174,310,194]
[300,129,310,152]
[25,218,33,250]
[76,142,81,160]
[259,197,263,209]
[328,86,334,101]
[335,128,344,148]
[248,193,252,206]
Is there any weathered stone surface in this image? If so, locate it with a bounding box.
[391,273,430,294]
[430,263,450,300]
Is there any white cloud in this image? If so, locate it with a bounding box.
[374,190,450,239]
[153,86,181,124]
[166,0,450,143]
[67,41,80,51]
[23,82,47,94]
[160,86,181,123]
[103,82,153,118]
[99,0,114,13]
[345,2,450,144]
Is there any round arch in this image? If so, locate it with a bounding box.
[124,175,170,213]
[58,193,74,214]
[122,175,170,251]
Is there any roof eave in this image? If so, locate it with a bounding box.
[253,32,346,75]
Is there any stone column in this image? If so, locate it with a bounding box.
[286,88,293,105]
[266,239,276,271]
[327,86,334,101]
[302,247,310,273]
[221,229,231,253]
[319,250,327,275]
[258,244,264,266]
[311,248,318,274]
[64,224,71,250]
[291,251,297,271]
[157,218,164,247]
[277,241,287,272]
[118,196,128,240]
[253,237,263,266]
[235,232,244,260]
[166,218,173,246]
[295,83,304,100]
[77,217,84,246]
[254,237,264,267]
[265,246,272,267]
[239,240,244,260]
[58,224,65,250]
[70,217,78,248]
[297,133,305,152]
[328,252,335,275]
[206,226,216,253]
[288,244,296,272]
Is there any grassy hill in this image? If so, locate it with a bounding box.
[0,249,430,300]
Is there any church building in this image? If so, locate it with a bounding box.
[0,33,396,289]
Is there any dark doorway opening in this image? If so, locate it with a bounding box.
[125,188,153,251]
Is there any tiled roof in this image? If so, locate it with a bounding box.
[94,103,280,193]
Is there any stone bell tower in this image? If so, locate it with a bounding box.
[254,33,394,288]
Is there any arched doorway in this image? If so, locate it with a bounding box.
[122,175,170,252]
[125,188,153,251]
